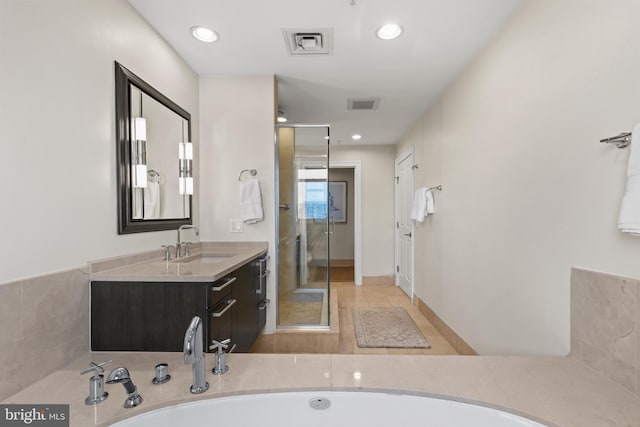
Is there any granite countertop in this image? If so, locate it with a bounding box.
[89,242,268,283]
[4,353,639,426]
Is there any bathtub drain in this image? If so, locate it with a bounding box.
[309,397,331,410]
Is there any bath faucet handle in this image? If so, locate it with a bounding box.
[209,338,230,353]
[81,360,112,406]
[161,245,172,261]
[210,339,231,375]
[81,360,112,377]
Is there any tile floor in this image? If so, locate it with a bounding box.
[254,277,459,355]
[332,281,458,355]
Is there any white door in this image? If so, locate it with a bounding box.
[395,151,414,300]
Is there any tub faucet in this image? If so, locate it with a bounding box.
[106,367,143,408]
[184,316,209,394]
[176,225,199,259]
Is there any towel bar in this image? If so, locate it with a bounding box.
[426,185,442,192]
[238,169,257,181]
[600,132,631,148]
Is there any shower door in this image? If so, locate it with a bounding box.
[276,125,330,328]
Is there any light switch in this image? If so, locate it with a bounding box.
[229,219,243,233]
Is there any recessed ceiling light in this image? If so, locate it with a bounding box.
[352,134,362,140]
[190,26,218,43]
[376,23,403,40]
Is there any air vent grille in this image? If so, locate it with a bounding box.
[283,29,333,56]
[347,98,380,110]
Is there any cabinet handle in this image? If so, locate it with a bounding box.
[211,276,237,292]
[211,299,237,318]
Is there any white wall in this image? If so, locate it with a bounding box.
[199,75,276,332]
[328,168,355,261]
[331,146,395,277]
[0,0,199,284]
[398,0,640,355]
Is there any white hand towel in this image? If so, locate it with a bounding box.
[618,123,640,235]
[410,187,435,223]
[143,180,160,219]
[425,189,435,215]
[240,179,264,224]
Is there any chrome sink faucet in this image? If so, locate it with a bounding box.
[184,316,209,394]
[176,225,199,259]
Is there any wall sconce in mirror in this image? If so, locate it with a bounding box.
[132,115,148,188]
[115,61,193,234]
[178,140,193,195]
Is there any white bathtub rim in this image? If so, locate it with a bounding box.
[106,387,557,427]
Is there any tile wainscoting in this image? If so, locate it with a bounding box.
[570,267,639,396]
[0,268,89,401]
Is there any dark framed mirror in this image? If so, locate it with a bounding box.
[115,61,193,234]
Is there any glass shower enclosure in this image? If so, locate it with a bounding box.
[276,125,330,328]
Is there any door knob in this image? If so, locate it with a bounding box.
[279,204,291,210]
[403,232,412,238]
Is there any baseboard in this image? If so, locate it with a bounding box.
[414,296,477,355]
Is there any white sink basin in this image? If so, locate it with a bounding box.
[179,254,234,264]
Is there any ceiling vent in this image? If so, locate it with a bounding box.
[283,28,333,56]
[347,98,380,111]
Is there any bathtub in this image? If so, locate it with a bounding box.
[111,390,549,426]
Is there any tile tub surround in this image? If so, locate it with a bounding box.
[570,268,639,396]
[3,353,640,427]
[89,241,268,282]
[0,268,89,401]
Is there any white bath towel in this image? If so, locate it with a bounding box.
[618,123,640,235]
[409,188,435,223]
[240,179,264,224]
[143,180,160,219]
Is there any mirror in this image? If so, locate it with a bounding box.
[115,62,193,234]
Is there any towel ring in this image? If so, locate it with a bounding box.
[238,169,257,181]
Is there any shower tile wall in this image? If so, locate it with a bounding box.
[278,127,296,295]
[570,268,639,396]
[0,268,89,401]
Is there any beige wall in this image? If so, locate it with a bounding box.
[0,0,199,284]
[331,146,395,277]
[0,0,199,399]
[199,74,276,332]
[398,0,640,355]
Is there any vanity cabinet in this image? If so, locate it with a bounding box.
[91,258,263,353]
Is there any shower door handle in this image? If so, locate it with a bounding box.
[279,204,291,210]
[322,218,335,235]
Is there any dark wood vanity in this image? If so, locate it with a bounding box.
[91,252,268,353]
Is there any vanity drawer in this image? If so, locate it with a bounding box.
[208,293,235,349]
[209,276,237,307]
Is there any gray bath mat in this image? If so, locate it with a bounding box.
[353,307,430,348]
